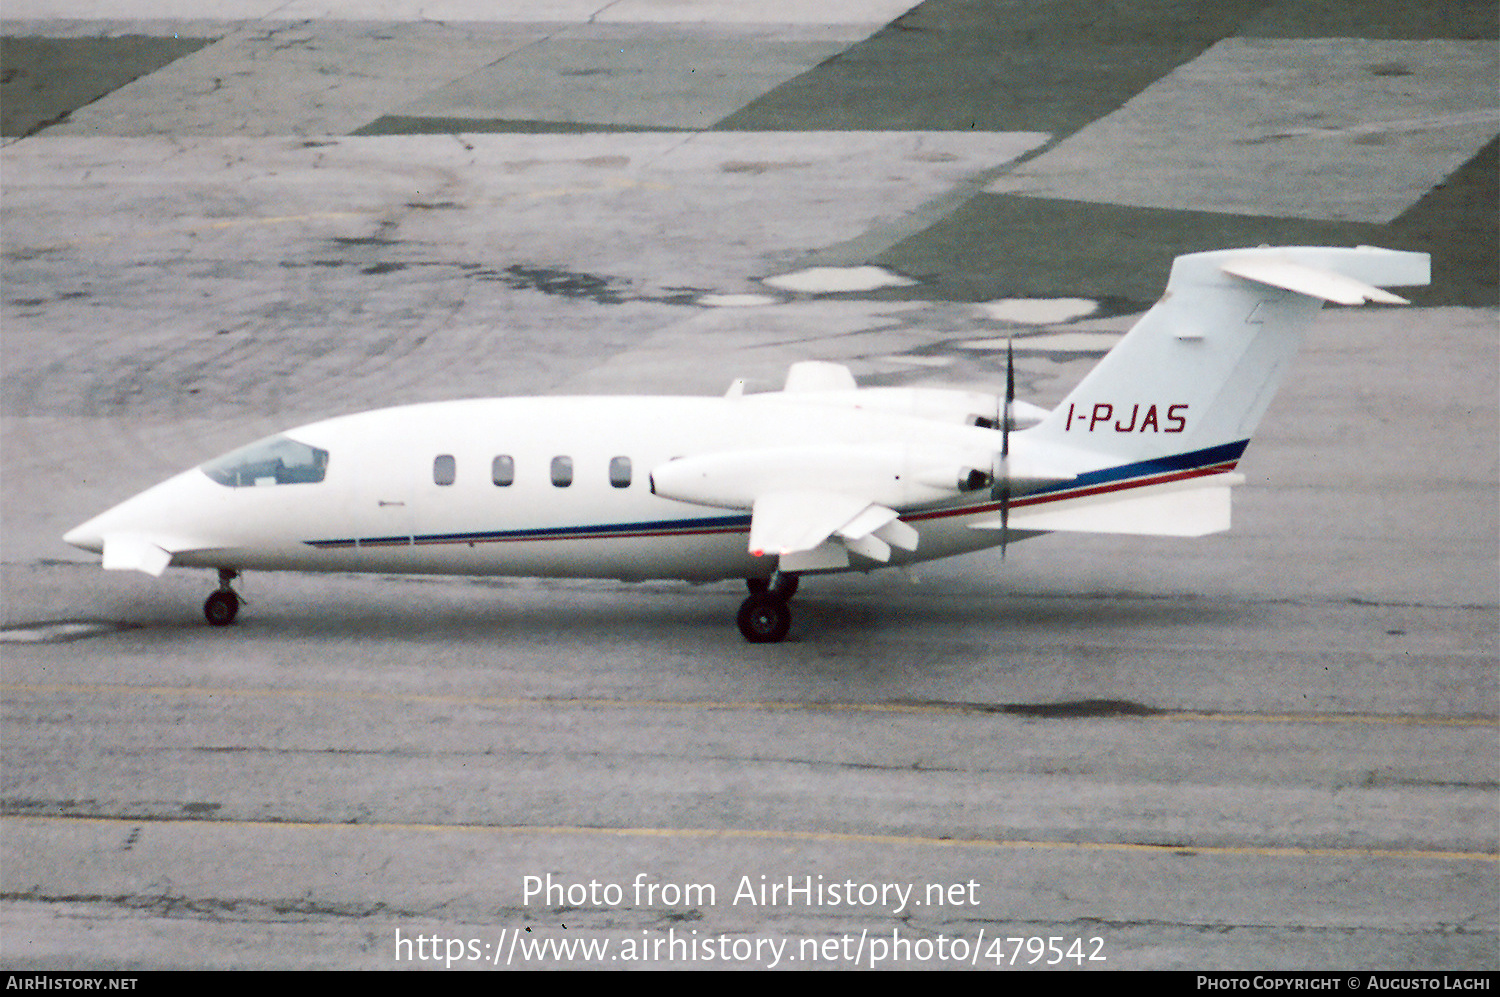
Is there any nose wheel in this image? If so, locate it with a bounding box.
[737,572,797,643]
[204,569,241,626]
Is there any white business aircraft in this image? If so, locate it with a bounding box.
[64,246,1428,642]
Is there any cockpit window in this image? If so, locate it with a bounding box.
[201,435,329,488]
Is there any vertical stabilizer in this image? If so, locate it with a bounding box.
[1025,246,1429,465]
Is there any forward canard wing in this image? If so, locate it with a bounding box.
[98,533,216,576]
[100,534,174,576]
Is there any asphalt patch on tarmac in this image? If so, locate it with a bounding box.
[1237,0,1499,39]
[872,140,1499,307]
[716,0,1267,135]
[718,0,1499,306]
[1384,136,1499,306]
[872,195,1388,304]
[0,35,212,138]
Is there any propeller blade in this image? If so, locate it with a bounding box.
[996,339,1015,558]
[1005,337,1016,439]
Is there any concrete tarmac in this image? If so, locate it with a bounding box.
[2,0,1496,971]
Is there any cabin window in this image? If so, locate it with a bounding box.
[492,455,515,486]
[609,456,632,488]
[551,456,573,487]
[202,435,328,488]
[433,454,456,486]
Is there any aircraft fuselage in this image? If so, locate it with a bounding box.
[71,393,1014,584]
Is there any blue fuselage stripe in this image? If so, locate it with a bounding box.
[1034,439,1247,495]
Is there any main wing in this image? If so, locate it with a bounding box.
[748,491,918,571]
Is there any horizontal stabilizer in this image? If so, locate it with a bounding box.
[101,534,175,576]
[1220,256,1412,305]
[972,473,1245,537]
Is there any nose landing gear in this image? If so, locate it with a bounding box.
[204,569,241,626]
[738,571,799,643]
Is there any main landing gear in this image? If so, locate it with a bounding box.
[737,572,799,643]
[203,568,241,626]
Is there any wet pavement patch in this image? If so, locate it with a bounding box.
[903,698,1163,719]
[999,699,1162,719]
[1385,137,1498,307]
[474,264,631,305]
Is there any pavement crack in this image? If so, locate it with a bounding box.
[1,889,400,923]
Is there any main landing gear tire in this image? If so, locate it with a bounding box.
[737,593,792,644]
[204,590,239,627]
[204,568,242,626]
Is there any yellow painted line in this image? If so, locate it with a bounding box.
[1,681,954,716]
[1169,711,1496,728]
[199,212,370,230]
[3,814,1493,863]
[2,683,1493,728]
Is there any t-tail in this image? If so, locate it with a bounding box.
[993,246,1431,538]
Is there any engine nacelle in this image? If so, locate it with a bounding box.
[649,446,986,511]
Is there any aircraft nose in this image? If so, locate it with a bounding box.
[63,519,105,554]
[62,472,199,557]
[62,466,232,571]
